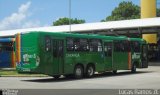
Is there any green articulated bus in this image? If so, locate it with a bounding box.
[15,31,148,79]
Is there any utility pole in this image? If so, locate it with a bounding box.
[69,0,71,32]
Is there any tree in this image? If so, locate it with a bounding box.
[53,17,85,26]
[102,1,140,21]
[157,8,160,17]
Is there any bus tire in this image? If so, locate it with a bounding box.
[53,75,60,79]
[74,65,84,79]
[86,65,95,78]
[131,64,136,73]
[112,70,117,74]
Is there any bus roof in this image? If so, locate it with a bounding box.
[21,31,144,42]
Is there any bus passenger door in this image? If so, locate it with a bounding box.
[52,39,64,74]
[141,44,148,68]
[104,41,113,70]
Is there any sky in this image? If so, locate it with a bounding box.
[0,0,140,31]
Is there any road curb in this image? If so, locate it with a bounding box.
[0,75,48,77]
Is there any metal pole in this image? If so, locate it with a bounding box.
[69,0,71,32]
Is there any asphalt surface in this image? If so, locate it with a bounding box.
[0,66,160,89]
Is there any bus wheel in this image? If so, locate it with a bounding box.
[74,65,84,79]
[53,75,60,79]
[131,64,136,73]
[112,70,117,74]
[86,65,95,78]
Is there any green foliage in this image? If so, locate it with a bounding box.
[53,17,85,26]
[157,8,160,17]
[103,1,140,21]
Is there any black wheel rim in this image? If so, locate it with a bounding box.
[88,67,94,76]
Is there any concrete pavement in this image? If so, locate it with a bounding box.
[0,66,160,89]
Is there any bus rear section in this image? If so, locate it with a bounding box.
[16,33,40,73]
[130,39,148,69]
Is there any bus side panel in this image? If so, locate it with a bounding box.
[36,35,44,74]
[38,35,66,76]
[16,33,40,73]
[37,35,57,75]
[113,52,128,70]
[64,52,105,74]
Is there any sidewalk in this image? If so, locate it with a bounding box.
[149,62,160,66]
[0,68,16,71]
[0,69,48,77]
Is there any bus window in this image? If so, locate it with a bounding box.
[114,40,130,52]
[58,41,63,57]
[123,41,131,52]
[67,38,89,52]
[89,39,102,52]
[0,42,13,52]
[104,42,112,56]
[114,41,123,52]
[79,39,89,51]
[45,36,51,52]
[74,39,80,51]
[66,38,74,51]
[67,38,102,52]
[131,41,140,52]
[53,40,63,57]
[52,39,57,57]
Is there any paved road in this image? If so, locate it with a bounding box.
[0,66,160,89]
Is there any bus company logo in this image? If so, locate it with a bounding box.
[66,53,80,57]
[132,53,140,59]
[23,53,36,62]
[2,89,18,95]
